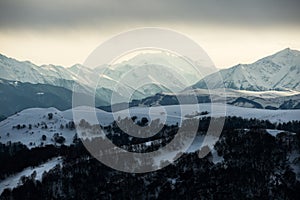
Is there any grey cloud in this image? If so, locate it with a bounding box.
[0,0,299,30]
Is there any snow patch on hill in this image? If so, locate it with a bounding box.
[0,157,62,194]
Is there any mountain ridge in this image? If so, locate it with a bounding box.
[0,52,213,103]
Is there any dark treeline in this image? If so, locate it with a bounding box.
[81,116,300,153]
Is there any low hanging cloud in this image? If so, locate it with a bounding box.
[0,0,299,30]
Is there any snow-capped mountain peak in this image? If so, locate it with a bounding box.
[258,48,300,68]
[193,48,300,91]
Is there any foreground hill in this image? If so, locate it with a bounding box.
[0,106,299,199]
[1,104,299,148]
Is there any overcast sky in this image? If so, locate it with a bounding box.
[0,0,299,68]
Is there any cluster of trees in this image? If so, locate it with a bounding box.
[13,122,47,130]
[47,113,53,120]
[65,121,75,130]
[52,133,66,144]
[11,113,77,132]
[12,124,27,130]
[277,121,300,133]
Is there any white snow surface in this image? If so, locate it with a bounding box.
[266,129,287,136]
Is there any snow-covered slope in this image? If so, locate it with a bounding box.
[0,108,76,148]
[193,48,300,91]
[0,157,62,194]
[1,104,299,148]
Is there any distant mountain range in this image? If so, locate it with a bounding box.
[0,52,212,102]
[0,48,300,117]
